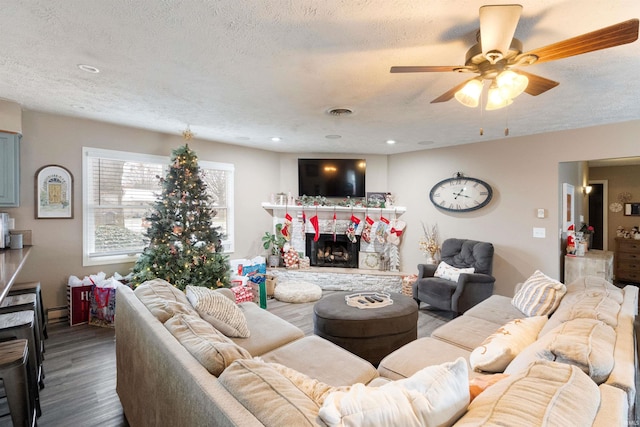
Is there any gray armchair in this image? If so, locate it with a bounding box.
[413,238,495,315]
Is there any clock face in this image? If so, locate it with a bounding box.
[430,177,493,212]
[609,202,623,213]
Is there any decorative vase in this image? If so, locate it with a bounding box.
[268,254,280,268]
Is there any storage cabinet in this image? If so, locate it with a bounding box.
[0,132,20,207]
[614,238,640,285]
[564,250,614,285]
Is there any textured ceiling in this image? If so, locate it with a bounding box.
[2,1,639,154]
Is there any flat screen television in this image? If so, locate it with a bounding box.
[298,158,366,198]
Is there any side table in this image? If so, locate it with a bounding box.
[564,250,613,285]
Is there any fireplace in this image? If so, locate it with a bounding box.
[305,233,359,268]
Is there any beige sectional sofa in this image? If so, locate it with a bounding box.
[116,276,638,426]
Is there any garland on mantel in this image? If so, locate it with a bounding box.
[296,195,389,208]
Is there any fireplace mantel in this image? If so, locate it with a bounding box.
[261,203,406,216]
[262,202,407,272]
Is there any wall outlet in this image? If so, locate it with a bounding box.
[533,227,546,238]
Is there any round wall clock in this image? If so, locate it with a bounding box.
[429,174,493,212]
[609,202,623,213]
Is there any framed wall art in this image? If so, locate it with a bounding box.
[562,183,574,231]
[35,164,73,219]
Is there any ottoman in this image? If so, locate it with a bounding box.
[313,292,418,366]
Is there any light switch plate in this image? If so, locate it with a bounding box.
[533,227,546,238]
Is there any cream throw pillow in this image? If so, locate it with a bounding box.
[219,359,322,426]
[469,315,548,373]
[434,261,475,282]
[512,270,566,316]
[319,357,469,427]
[505,318,616,384]
[186,285,250,338]
[457,360,601,426]
[165,314,251,376]
[134,278,198,323]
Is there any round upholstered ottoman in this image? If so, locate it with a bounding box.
[274,280,323,303]
[313,292,418,366]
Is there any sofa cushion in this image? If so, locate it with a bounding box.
[186,285,250,338]
[463,294,525,324]
[164,314,251,376]
[218,359,322,426]
[543,290,621,332]
[431,315,505,351]
[457,360,600,426]
[134,278,198,323]
[511,270,566,316]
[469,315,547,373]
[319,358,469,427]
[377,337,482,381]
[434,261,474,282]
[565,275,624,303]
[261,336,378,387]
[231,302,305,356]
[505,318,616,384]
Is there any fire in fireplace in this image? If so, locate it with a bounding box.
[305,233,360,268]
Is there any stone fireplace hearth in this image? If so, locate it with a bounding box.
[305,233,360,268]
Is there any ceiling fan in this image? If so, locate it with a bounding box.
[390,5,639,110]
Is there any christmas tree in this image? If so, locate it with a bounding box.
[132,144,230,290]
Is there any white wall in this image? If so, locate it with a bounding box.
[389,120,640,296]
[6,111,280,311]
[6,110,640,311]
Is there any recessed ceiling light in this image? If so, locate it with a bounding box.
[325,134,342,139]
[326,107,354,116]
[271,137,282,142]
[386,139,396,145]
[77,64,100,73]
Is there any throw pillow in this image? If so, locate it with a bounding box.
[186,285,250,338]
[165,314,251,376]
[134,278,198,323]
[511,270,567,316]
[505,318,616,384]
[434,261,475,282]
[459,360,600,426]
[218,359,322,426]
[468,374,509,402]
[319,357,469,427]
[469,315,548,373]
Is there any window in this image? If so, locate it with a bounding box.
[83,147,234,266]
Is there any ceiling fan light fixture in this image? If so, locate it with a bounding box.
[486,82,513,111]
[454,79,483,108]
[496,70,528,99]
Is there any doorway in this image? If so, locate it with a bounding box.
[588,180,608,250]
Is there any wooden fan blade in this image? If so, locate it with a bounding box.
[431,78,477,103]
[515,70,559,96]
[524,19,639,65]
[479,4,523,59]
[390,66,461,73]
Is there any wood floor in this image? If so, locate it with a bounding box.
[11,292,450,427]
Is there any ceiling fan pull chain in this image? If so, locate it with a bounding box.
[479,88,484,136]
[505,106,509,136]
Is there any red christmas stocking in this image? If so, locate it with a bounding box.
[281,213,293,241]
[346,215,361,243]
[361,216,374,243]
[310,215,320,241]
